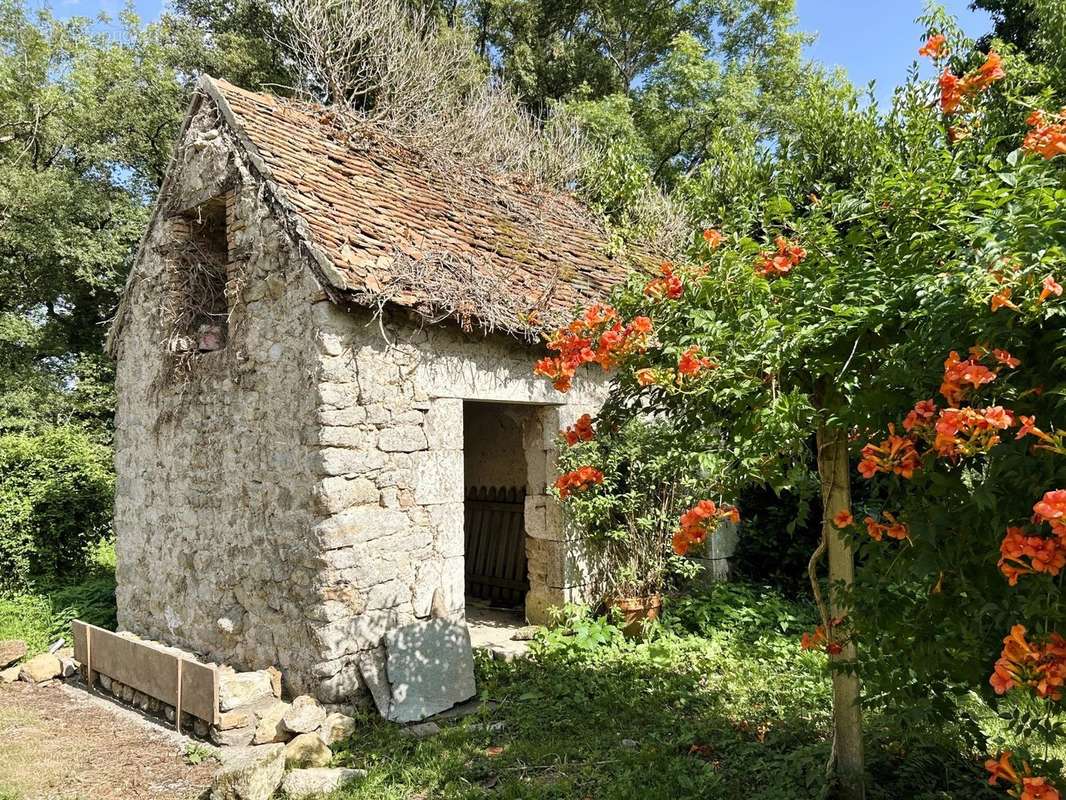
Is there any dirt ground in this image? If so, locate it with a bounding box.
[0,680,215,800]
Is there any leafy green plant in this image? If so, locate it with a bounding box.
[553,417,717,600]
[183,743,218,766]
[0,426,114,590]
[529,604,630,657]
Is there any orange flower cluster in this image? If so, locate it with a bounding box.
[940,348,1006,405]
[863,512,909,542]
[998,526,1066,585]
[902,398,938,432]
[533,305,653,392]
[932,405,1015,458]
[833,510,854,528]
[992,286,1021,312]
[986,752,1061,800]
[755,236,807,278]
[553,466,604,500]
[858,425,922,479]
[1023,109,1066,161]
[1040,275,1063,304]
[862,348,1024,480]
[918,34,947,59]
[800,617,845,655]
[939,51,1005,115]
[562,414,595,446]
[671,500,740,556]
[990,624,1066,701]
[677,345,716,377]
[1034,490,1066,536]
[644,262,684,300]
[702,228,724,248]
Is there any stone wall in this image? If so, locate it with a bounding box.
[304,304,606,701]
[113,96,325,696]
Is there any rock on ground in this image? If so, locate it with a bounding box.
[282,695,326,734]
[317,712,355,745]
[384,619,476,723]
[0,640,27,669]
[283,733,332,769]
[209,744,285,800]
[279,767,367,799]
[19,653,61,683]
[252,700,291,744]
[0,665,21,683]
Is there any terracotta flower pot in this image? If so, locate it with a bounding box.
[608,594,663,639]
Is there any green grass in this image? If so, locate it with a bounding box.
[0,540,116,654]
[327,585,998,800]
[0,553,1009,799]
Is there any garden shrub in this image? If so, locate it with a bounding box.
[0,425,114,590]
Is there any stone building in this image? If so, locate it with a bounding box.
[107,76,641,703]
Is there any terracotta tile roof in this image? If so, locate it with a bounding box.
[203,77,645,331]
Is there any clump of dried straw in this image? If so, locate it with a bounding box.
[278,0,686,257]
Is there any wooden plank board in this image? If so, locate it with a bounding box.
[72,621,218,724]
[465,485,528,605]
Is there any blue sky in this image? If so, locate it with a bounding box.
[53,0,992,103]
[797,0,992,104]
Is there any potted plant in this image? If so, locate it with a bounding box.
[552,417,732,637]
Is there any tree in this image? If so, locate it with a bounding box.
[0,1,185,435]
[531,17,1066,797]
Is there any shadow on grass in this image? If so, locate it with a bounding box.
[330,641,997,800]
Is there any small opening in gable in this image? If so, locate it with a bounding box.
[169,196,230,353]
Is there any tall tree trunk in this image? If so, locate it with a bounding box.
[817,422,865,800]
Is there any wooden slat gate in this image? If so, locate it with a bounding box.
[464,485,528,606]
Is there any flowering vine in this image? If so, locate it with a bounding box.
[533,304,653,392]
[670,499,739,557]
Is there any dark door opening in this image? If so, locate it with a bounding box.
[464,485,528,607]
[462,401,531,615]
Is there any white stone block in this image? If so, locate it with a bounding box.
[384,619,476,723]
[313,476,378,515]
[313,506,409,550]
[312,448,386,477]
[377,425,428,453]
[411,450,463,505]
[423,398,463,449]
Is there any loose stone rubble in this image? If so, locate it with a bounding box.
[279,767,367,799]
[283,733,332,769]
[210,744,286,800]
[20,653,61,683]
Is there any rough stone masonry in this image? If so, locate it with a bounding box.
[109,80,615,706]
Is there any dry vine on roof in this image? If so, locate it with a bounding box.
[350,248,565,340]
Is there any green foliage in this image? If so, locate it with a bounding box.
[554,418,710,598]
[539,14,1066,789]
[0,1,187,436]
[0,541,116,655]
[529,603,630,655]
[182,742,219,766]
[0,426,114,590]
